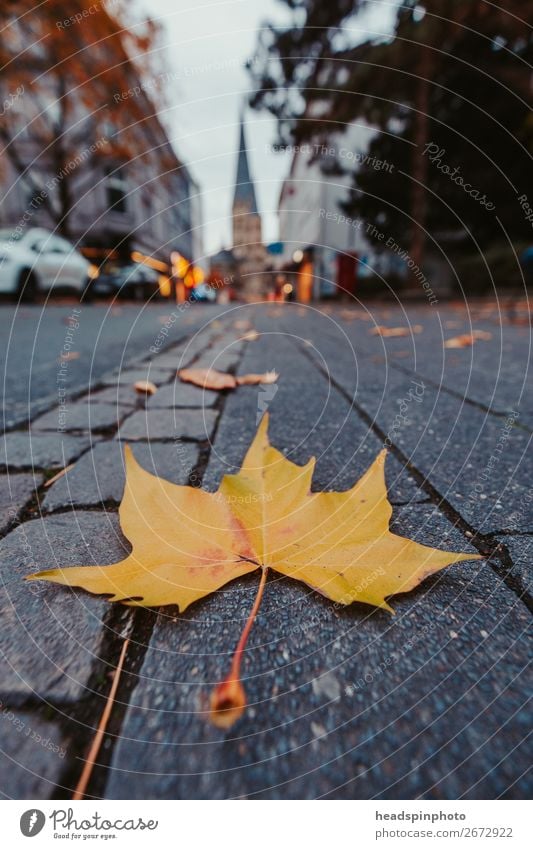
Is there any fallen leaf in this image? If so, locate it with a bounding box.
[235,371,278,386]
[58,351,80,363]
[44,465,74,488]
[178,368,279,391]
[370,325,422,337]
[218,416,477,611]
[28,416,480,727]
[28,445,257,609]
[133,380,158,395]
[444,330,492,348]
[178,367,237,390]
[241,330,259,341]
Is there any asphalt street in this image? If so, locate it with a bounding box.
[0,300,223,428]
[0,298,531,800]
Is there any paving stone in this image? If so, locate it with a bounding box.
[387,319,529,418]
[0,708,68,798]
[202,331,424,504]
[146,349,192,370]
[193,351,241,371]
[0,512,129,704]
[77,386,140,407]
[214,309,533,428]
[0,433,92,470]
[150,330,225,367]
[0,473,43,534]
[117,408,218,441]
[2,302,531,802]
[293,319,533,533]
[101,367,173,387]
[142,327,221,370]
[43,440,199,510]
[380,388,531,534]
[32,402,128,433]
[105,504,530,800]
[147,381,218,409]
[495,535,533,593]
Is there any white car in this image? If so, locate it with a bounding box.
[0,227,92,301]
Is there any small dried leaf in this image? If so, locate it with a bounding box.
[241,330,260,341]
[44,464,74,487]
[178,368,237,390]
[179,368,278,391]
[444,330,492,348]
[134,380,157,395]
[370,325,422,337]
[235,371,278,386]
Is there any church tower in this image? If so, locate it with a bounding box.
[232,111,266,295]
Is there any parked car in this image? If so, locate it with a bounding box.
[0,227,92,301]
[190,282,217,303]
[520,245,533,286]
[89,260,161,300]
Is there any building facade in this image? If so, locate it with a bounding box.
[0,5,199,278]
[278,120,398,299]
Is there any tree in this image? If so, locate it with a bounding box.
[248,0,369,142]
[248,1,533,281]
[333,3,533,275]
[0,0,167,236]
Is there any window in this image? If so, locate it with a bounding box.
[29,238,46,253]
[106,167,128,214]
[49,236,72,254]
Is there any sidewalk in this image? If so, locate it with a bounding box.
[0,300,531,799]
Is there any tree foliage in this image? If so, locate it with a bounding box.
[249,1,533,280]
[0,0,167,235]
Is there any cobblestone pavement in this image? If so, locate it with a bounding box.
[0,300,531,800]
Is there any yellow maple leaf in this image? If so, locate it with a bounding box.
[29,445,257,611]
[27,415,480,727]
[220,416,477,612]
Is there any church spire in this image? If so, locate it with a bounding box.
[233,109,259,215]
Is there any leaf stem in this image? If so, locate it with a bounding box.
[209,566,268,729]
[72,637,130,800]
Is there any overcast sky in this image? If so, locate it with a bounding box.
[143,0,394,258]
[142,0,291,258]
